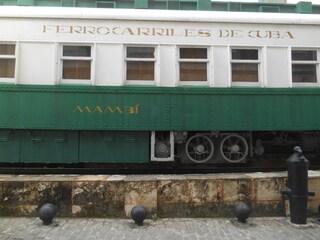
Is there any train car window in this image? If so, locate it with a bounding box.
[0,44,16,80]
[125,47,155,81]
[292,50,316,61]
[292,50,318,83]
[232,49,258,60]
[61,45,92,82]
[231,49,259,83]
[63,46,91,57]
[179,48,208,82]
[180,48,207,59]
[127,47,154,58]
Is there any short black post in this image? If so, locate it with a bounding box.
[234,202,251,223]
[38,203,57,225]
[131,205,148,225]
[281,146,315,224]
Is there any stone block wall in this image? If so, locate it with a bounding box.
[0,171,319,218]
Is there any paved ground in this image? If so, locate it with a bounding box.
[1,217,320,240]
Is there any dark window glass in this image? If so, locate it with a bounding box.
[180,48,207,59]
[0,59,15,78]
[292,50,317,61]
[127,47,154,58]
[127,61,154,80]
[0,44,15,55]
[180,62,207,81]
[232,49,258,60]
[292,64,317,83]
[0,44,15,78]
[232,63,258,82]
[63,60,91,80]
[63,46,91,57]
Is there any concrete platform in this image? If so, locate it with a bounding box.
[0,171,320,218]
[1,217,320,240]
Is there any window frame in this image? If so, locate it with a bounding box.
[124,45,157,85]
[0,42,17,83]
[291,48,319,86]
[230,47,261,87]
[60,44,95,85]
[178,46,210,86]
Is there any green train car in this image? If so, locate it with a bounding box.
[1,0,320,164]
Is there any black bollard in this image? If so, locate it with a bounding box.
[131,205,147,225]
[234,202,251,223]
[281,146,315,224]
[38,203,57,225]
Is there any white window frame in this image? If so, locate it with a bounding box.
[178,46,210,86]
[59,44,95,85]
[230,47,261,87]
[124,45,157,85]
[291,48,319,87]
[0,42,18,83]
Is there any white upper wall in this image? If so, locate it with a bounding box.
[18,42,56,85]
[0,6,319,47]
[0,6,319,87]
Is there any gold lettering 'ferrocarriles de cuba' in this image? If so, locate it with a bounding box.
[43,25,211,37]
[43,25,294,39]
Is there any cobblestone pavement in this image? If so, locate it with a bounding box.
[1,217,320,240]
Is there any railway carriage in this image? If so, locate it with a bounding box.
[1,0,320,165]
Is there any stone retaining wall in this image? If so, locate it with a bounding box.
[0,171,319,218]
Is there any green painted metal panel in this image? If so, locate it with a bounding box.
[168,0,179,10]
[197,0,210,11]
[134,0,147,9]
[96,1,115,8]
[0,85,171,130]
[37,0,62,6]
[1,85,320,132]
[115,0,133,9]
[169,91,320,131]
[295,1,312,14]
[0,90,17,127]
[76,0,95,7]
[20,130,78,163]
[0,0,319,14]
[240,3,262,12]
[61,0,74,7]
[149,0,167,9]
[179,0,197,10]
[79,131,149,163]
[210,2,228,11]
[17,0,34,5]
[0,130,20,163]
[259,6,280,13]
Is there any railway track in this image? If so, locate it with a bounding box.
[0,166,284,175]
[0,154,318,175]
[0,163,319,175]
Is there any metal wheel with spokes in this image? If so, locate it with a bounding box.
[220,134,248,163]
[185,134,214,163]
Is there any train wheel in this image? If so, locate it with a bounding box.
[220,135,248,163]
[185,134,214,163]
